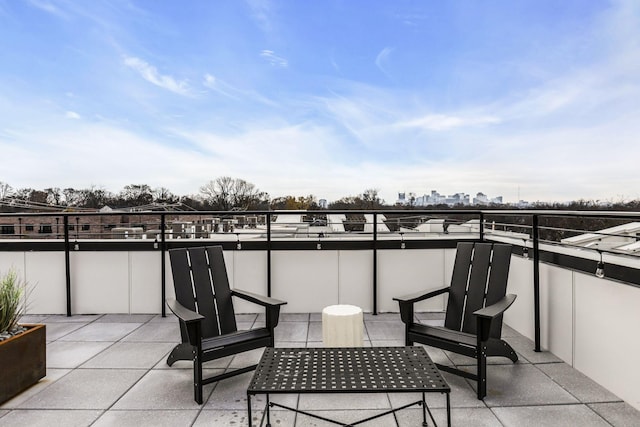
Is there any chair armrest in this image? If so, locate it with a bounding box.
[473,294,517,319]
[231,289,287,307]
[395,286,450,324]
[166,299,204,347]
[166,298,204,323]
[474,294,516,342]
[393,286,450,304]
[232,289,286,334]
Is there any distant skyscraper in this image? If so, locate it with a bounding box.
[398,189,503,206]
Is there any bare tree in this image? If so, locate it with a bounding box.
[62,188,82,206]
[79,186,111,208]
[45,187,62,205]
[13,188,34,201]
[29,190,48,204]
[152,187,177,204]
[361,188,384,209]
[199,177,269,210]
[200,177,233,210]
[330,189,384,209]
[0,181,13,200]
[231,179,269,209]
[118,184,153,206]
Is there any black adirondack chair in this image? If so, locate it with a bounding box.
[394,242,518,399]
[166,246,287,404]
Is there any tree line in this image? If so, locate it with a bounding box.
[0,178,386,212]
[1,178,639,216]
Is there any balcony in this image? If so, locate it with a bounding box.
[1,209,640,425]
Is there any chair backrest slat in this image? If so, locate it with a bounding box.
[170,249,198,313]
[187,247,220,338]
[444,243,474,332]
[206,246,237,335]
[444,242,512,338]
[462,244,492,334]
[169,248,202,343]
[485,243,512,338]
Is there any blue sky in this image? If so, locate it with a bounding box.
[1,0,639,204]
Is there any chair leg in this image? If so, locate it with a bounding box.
[166,343,193,366]
[405,327,413,346]
[501,340,519,363]
[194,346,203,404]
[477,342,487,399]
[486,339,519,363]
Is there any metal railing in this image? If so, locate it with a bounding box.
[3,208,640,353]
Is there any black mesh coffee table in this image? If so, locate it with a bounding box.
[247,346,451,426]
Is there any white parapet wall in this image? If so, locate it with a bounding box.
[504,250,640,412]
[2,247,455,315]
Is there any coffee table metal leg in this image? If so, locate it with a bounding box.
[422,392,428,426]
[266,394,271,427]
[247,393,252,427]
[446,393,451,427]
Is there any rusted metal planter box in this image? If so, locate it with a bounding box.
[0,324,46,404]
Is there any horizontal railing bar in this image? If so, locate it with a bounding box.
[0,238,474,252]
[536,224,638,237]
[0,209,484,218]
[3,208,640,221]
[482,210,640,219]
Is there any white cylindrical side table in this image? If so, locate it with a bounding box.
[322,304,364,347]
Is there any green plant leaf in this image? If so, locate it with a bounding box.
[0,268,26,333]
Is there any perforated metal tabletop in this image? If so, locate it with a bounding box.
[248,346,450,393]
[247,347,451,426]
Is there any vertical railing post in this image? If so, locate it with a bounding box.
[267,212,272,297]
[479,212,485,241]
[373,212,378,315]
[532,214,541,352]
[161,213,166,317]
[63,215,72,317]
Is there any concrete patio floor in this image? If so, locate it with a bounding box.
[2,312,639,426]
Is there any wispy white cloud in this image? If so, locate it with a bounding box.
[202,73,278,106]
[394,13,428,27]
[34,1,135,39]
[27,0,69,19]
[330,57,340,73]
[260,50,288,67]
[65,111,81,119]
[203,74,240,99]
[319,91,392,144]
[246,0,275,33]
[375,47,393,78]
[123,56,190,95]
[398,114,501,131]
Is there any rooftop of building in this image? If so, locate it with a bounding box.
[3,311,639,427]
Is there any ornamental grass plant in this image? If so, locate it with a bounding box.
[0,269,26,335]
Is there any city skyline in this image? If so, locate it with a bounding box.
[0,178,611,208]
[1,1,639,204]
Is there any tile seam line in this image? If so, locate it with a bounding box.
[86,315,174,424]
